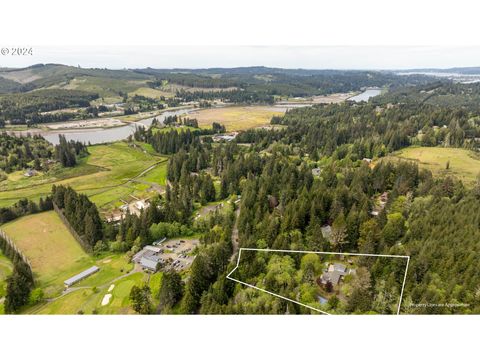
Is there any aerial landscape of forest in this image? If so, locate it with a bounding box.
[0,63,479,315]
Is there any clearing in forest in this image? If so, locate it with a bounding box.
[388,146,480,186]
[0,211,92,295]
[186,106,286,131]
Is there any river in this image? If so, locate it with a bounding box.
[42,108,195,145]
[347,88,382,102]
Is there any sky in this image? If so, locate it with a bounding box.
[3,46,480,70]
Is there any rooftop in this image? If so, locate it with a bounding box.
[64,266,99,286]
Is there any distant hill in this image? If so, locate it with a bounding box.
[0,63,434,97]
[0,64,152,95]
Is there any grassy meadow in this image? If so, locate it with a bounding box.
[0,211,141,300]
[387,146,480,186]
[0,211,92,296]
[186,106,286,131]
[128,87,174,99]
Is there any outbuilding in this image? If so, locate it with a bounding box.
[64,266,100,287]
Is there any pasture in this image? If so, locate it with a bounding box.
[137,160,168,186]
[128,87,174,99]
[387,146,480,186]
[0,142,165,212]
[0,211,92,296]
[186,106,286,131]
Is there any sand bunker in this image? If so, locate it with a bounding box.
[101,294,112,306]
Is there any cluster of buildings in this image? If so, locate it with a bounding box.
[132,245,165,272]
[106,199,151,223]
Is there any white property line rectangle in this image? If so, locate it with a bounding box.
[226,248,410,315]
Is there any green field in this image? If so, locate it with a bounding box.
[389,146,480,186]
[1,211,92,296]
[137,161,168,186]
[128,86,174,99]
[31,271,150,315]
[149,272,163,299]
[186,106,286,131]
[0,142,167,212]
[0,211,139,301]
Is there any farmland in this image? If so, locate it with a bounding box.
[128,86,174,99]
[0,142,167,212]
[0,210,146,311]
[386,146,480,186]
[185,106,286,131]
[0,211,92,296]
[136,161,168,186]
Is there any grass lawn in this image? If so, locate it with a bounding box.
[137,160,168,186]
[98,272,149,314]
[1,211,92,296]
[149,272,163,299]
[79,254,134,288]
[0,251,13,300]
[185,106,286,131]
[0,142,162,212]
[30,271,149,314]
[388,146,480,186]
[152,125,200,134]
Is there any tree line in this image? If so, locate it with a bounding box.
[52,185,103,251]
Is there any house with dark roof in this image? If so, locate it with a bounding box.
[319,263,349,286]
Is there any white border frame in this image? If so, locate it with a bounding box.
[227,248,410,315]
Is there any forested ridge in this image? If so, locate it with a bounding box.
[0,89,99,124]
[137,67,433,97]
